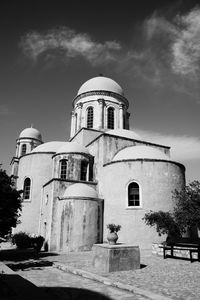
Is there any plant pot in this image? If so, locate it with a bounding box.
[107,232,118,245]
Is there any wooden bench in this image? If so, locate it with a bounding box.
[163,237,200,262]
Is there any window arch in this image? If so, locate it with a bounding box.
[128,182,140,207]
[23,177,31,200]
[21,144,27,156]
[87,107,93,128]
[60,159,68,179]
[107,107,114,129]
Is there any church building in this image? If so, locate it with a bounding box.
[11,76,185,251]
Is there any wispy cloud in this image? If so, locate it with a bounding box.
[20,27,121,66]
[136,129,200,162]
[171,7,200,77]
[0,105,14,116]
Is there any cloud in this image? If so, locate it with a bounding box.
[20,27,121,66]
[0,105,14,116]
[136,129,200,162]
[171,7,200,77]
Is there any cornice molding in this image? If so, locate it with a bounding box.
[73,90,129,108]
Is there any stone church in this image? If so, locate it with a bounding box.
[11,75,185,251]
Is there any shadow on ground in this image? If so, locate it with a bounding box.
[0,273,111,300]
[0,248,58,262]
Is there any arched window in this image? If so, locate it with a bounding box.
[23,178,31,200]
[107,107,114,129]
[21,144,27,156]
[60,159,68,179]
[87,107,93,128]
[80,161,88,181]
[128,182,140,207]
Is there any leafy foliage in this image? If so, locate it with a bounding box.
[12,232,45,251]
[143,211,181,237]
[0,167,22,239]
[12,232,31,249]
[173,181,200,230]
[143,181,200,238]
[107,223,121,233]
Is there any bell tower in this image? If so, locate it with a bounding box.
[11,127,43,185]
[70,76,130,138]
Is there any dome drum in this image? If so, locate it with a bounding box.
[53,153,94,182]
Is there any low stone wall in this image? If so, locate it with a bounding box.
[152,243,198,260]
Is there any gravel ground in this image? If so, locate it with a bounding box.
[41,250,200,300]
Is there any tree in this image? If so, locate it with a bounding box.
[143,211,181,237]
[143,181,200,239]
[0,166,22,239]
[173,181,200,231]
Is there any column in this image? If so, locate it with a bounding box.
[70,111,75,138]
[98,98,104,129]
[119,104,124,129]
[76,102,83,131]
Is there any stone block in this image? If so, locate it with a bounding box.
[92,243,140,272]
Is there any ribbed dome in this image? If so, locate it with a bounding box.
[107,129,141,140]
[77,76,124,96]
[31,141,66,153]
[19,127,42,141]
[56,142,89,154]
[113,145,169,161]
[63,183,98,198]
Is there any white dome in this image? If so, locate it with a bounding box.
[19,127,42,141]
[31,141,66,153]
[107,129,141,140]
[113,145,169,161]
[63,183,98,198]
[56,142,89,154]
[77,76,124,96]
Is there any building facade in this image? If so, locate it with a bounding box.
[11,76,185,251]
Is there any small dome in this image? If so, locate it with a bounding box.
[56,142,89,154]
[107,129,141,140]
[31,141,66,153]
[19,127,42,141]
[113,145,169,161]
[77,76,124,96]
[63,183,98,198]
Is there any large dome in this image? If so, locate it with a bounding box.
[77,76,124,96]
[31,141,66,153]
[113,145,170,161]
[63,183,98,198]
[56,142,89,155]
[19,127,42,141]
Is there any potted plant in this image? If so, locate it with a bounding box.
[106,223,121,245]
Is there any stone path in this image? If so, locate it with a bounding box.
[38,250,200,300]
[15,265,149,300]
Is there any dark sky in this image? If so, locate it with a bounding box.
[0,0,200,181]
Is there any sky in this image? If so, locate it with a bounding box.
[0,0,200,182]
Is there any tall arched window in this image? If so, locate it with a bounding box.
[60,159,68,179]
[128,182,140,207]
[23,177,31,200]
[107,107,114,129]
[21,144,27,156]
[87,107,93,128]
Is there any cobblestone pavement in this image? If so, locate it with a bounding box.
[15,265,149,300]
[37,250,200,300]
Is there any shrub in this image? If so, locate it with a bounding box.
[30,235,45,251]
[12,232,31,249]
[143,211,181,238]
